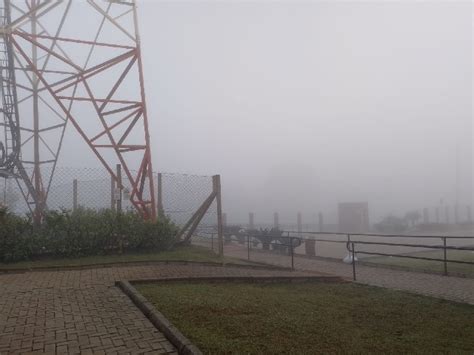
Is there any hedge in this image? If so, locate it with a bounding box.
[0,206,179,262]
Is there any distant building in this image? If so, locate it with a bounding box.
[338,202,369,233]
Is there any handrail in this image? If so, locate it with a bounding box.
[344,240,473,251]
[282,230,474,239]
[194,230,474,277]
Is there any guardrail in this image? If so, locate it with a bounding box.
[194,230,474,280]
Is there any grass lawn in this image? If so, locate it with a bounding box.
[137,282,474,354]
[0,245,251,270]
[362,249,474,277]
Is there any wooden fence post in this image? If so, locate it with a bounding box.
[213,175,224,257]
[73,179,78,212]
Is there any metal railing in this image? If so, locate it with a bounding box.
[345,235,473,280]
[194,230,474,280]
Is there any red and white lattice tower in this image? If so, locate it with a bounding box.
[0,0,156,221]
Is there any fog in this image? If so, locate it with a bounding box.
[61,0,472,226]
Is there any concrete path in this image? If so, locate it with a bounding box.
[0,263,316,354]
[223,243,474,305]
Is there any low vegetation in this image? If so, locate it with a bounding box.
[137,282,474,354]
[0,206,178,262]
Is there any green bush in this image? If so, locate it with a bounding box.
[0,205,36,262]
[0,206,179,262]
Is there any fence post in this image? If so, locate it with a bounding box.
[211,233,214,251]
[297,212,302,234]
[115,164,123,254]
[247,234,250,260]
[351,241,356,281]
[249,212,254,230]
[213,175,224,257]
[116,164,122,213]
[110,174,115,210]
[301,211,314,256]
[290,237,294,270]
[157,173,164,219]
[73,179,78,212]
[443,237,447,276]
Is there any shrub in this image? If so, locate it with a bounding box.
[0,206,179,262]
[0,205,35,262]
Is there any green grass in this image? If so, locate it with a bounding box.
[362,250,474,277]
[0,245,252,270]
[137,282,474,354]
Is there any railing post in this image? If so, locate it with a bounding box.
[351,241,356,281]
[443,237,447,276]
[211,233,214,251]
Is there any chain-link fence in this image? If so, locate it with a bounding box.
[160,172,217,232]
[0,166,218,232]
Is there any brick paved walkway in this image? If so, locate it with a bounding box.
[223,244,474,305]
[0,263,316,354]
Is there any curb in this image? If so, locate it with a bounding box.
[128,275,345,285]
[0,259,292,274]
[116,280,202,355]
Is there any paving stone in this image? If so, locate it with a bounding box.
[0,262,314,353]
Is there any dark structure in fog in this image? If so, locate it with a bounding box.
[338,202,369,233]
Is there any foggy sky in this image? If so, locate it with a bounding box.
[65,0,473,225]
